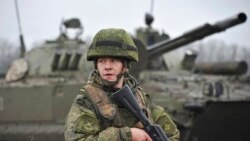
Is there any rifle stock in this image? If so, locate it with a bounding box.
[111,85,169,141]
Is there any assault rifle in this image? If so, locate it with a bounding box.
[111,85,169,141]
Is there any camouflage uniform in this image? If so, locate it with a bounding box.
[65,71,179,141]
[65,28,179,141]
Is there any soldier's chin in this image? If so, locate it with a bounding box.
[103,76,116,81]
[102,79,117,87]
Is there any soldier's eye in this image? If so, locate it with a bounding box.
[112,59,120,63]
[98,59,104,63]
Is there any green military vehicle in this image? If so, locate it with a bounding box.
[134,12,250,141]
[0,18,90,141]
[0,12,248,141]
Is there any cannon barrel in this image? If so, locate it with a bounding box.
[194,61,248,75]
[148,12,247,58]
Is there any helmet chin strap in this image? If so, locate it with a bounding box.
[100,73,123,88]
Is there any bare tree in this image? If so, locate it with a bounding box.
[0,39,19,76]
[195,39,250,64]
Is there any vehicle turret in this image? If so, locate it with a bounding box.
[25,18,85,75]
[131,12,247,77]
[4,18,90,82]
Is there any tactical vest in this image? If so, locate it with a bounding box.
[84,84,153,130]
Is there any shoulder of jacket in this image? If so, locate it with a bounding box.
[74,87,93,109]
[137,86,152,100]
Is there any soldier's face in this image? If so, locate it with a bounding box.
[97,57,125,82]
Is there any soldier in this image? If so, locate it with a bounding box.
[65,28,179,141]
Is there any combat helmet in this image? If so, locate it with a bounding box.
[87,28,138,62]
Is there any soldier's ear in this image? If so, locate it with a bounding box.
[122,59,131,70]
[122,67,129,73]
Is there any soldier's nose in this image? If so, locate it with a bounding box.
[104,62,112,70]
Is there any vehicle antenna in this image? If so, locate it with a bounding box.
[14,0,26,58]
[149,0,154,15]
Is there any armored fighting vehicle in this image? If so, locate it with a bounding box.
[0,12,248,141]
[0,18,90,141]
[133,13,250,141]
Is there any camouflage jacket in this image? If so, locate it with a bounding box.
[65,71,179,141]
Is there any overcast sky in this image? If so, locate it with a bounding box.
[1,0,249,50]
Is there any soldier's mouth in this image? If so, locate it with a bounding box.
[104,73,113,76]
